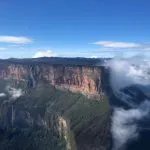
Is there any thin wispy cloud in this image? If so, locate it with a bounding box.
[9,44,19,47]
[0,47,7,50]
[93,41,141,48]
[0,36,32,44]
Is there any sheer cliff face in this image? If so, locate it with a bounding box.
[0,64,102,97]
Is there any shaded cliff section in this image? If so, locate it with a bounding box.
[0,62,104,99]
[0,80,110,150]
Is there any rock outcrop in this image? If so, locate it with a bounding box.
[0,63,104,98]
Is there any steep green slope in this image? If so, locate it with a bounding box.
[0,80,110,150]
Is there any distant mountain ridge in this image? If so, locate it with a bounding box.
[0,57,108,66]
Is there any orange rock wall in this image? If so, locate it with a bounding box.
[0,64,102,97]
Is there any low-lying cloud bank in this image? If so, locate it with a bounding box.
[107,57,150,92]
[6,86,23,99]
[0,93,6,97]
[111,100,150,150]
[106,56,150,150]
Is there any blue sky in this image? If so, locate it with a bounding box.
[0,0,150,58]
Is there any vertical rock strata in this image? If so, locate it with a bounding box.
[0,64,103,98]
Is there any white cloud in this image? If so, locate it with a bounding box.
[9,44,18,47]
[0,93,6,97]
[0,36,32,44]
[90,56,98,58]
[7,86,23,99]
[0,47,6,50]
[143,47,150,51]
[106,57,150,93]
[112,100,150,150]
[105,56,150,150]
[93,41,141,48]
[33,50,57,58]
